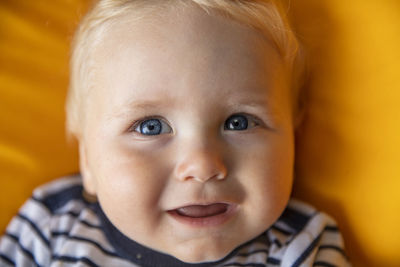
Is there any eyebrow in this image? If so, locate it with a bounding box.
[226,97,270,110]
[108,99,173,120]
[124,100,171,110]
[226,97,282,118]
[108,94,277,120]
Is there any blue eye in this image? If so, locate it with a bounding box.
[224,114,260,131]
[224,114,249,130]
[134,118,172,135]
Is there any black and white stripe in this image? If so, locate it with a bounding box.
[0,175,350,267]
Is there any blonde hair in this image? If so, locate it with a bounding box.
[66,0,303,139]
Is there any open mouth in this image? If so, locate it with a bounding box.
[176,203,229,218]
[167,203,237,227]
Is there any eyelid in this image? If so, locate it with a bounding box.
[129,116,173,134]
[228,113,263,129]
[126,112,266,136]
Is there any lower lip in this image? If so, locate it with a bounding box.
[167,204,238,227]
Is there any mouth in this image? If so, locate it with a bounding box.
[167,203,237,227]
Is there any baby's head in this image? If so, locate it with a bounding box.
[66,0,304,263]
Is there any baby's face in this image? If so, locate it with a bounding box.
[80,4,295,263]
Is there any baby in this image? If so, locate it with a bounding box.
[0,0,350,266]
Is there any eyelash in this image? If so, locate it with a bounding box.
[129,113,262,135]
[129,115,167,131]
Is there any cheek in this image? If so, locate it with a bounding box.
[89,139,172,214]
[231,132,294,210]
[231,131,294,176]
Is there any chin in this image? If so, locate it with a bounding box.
[171,243,233,264]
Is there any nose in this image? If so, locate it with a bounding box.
[174,143,227,183]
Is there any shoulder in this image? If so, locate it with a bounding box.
[31,174,87,211]
[0,174,103,266]
[5,173,88,234]
[267,198,351,267]
[18,174,94,229]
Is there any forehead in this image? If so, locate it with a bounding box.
[91,3,288,111]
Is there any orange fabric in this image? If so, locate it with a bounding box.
[288,1,400,266]
[1,1,399,266]
[0,0,85,232]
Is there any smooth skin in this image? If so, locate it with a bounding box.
[79,3,296,263]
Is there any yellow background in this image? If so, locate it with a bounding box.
[1,1,399,266]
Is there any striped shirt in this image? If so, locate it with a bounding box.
[0,175,350,267]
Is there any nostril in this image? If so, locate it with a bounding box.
[176,167,227,183]
[191,170,227,183]
[174,148,227,182]
[215,172,227,180]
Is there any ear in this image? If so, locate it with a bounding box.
[79,141,97,195]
